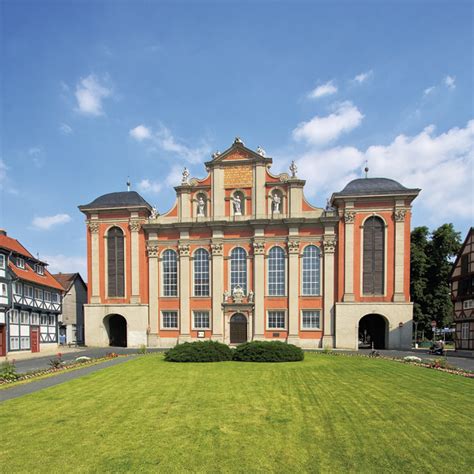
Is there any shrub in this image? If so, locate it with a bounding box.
[0,359,18,381]
[233,341,304,362]
[138,344,147,355]
[164,341,233,362]
[49,353,64,369]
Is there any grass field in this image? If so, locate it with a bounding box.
[1,353,472,473]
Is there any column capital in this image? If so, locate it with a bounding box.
[129,219,141,232]
[211,242,223,256]
[323,237,337,254]
[287,239,300,254]
[178,243,190,257]
[146,242,159,258]
[252,240,265,255]
[394,209,407,222]
[344,211,356,223]
[88,221,100,234]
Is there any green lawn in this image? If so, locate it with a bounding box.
[1,354,472,473]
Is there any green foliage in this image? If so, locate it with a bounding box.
[48,353,64,369]
[232,341,304,362]
[164,340,233,362]
[138,344,148,355]
[0,359,18,381]
[411,224,461,333]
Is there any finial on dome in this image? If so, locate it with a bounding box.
[127,177,131,191]
[364,160,369,179]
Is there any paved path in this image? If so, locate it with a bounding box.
[1,355,134,403]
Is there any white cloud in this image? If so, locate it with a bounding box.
[444,75,456,90]
[59,123,73,135]
[165,165,185,187]
[292,101,364,146]
[352,70,373,84]
[295,120,474,220]
[0,159,18,194]
[74,74,112,116]
[129,125,152,141]
[423,86,436,96]
[43,254,87,276]
[137,178,162,194]
[32,214,72,230]
[307,81,337,99]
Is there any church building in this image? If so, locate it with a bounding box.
[79,138,420,350]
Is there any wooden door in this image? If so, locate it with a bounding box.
[31,326,40,353]
[0,325,5,356]
[230,314,247,344]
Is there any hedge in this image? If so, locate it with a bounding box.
[232,341,304,362]
[164,340,233,362]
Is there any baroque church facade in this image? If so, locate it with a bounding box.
[79,138,420,350]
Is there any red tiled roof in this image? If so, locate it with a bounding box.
[0,234,35,259]
[9,262,64,291]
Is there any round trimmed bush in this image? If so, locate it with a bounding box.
[232,341,304,362]
[164,340,233,362]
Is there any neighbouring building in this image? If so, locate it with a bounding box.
[52,273,87,345]
[0,230,63,356]
[450,227,474,351]
[78,138,420,350]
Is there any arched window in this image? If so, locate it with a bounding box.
[162,249,178,296]
[107,227,124,297]
[268,246,285,296]
[302,245,321,295]
[230,247,247,293]
[363,216,385,295]
[194,249,210,296]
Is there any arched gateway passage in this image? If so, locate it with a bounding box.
[358,314,387,349]
[230,313,247,344]
[105,314,127,347]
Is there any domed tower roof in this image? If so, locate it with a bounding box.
[332,177,420,200]
[78,191,152,211]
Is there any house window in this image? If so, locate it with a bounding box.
[20,336,30,350]
[463,300,474,310]
[14,282,23,295]
[162,249,178,296]
[9,309,19,324]
[302,245,321,296]
[35,264,44,275]
[48,315,55,325]
[0,253,5,269]
[16,257,25,269]
[51,292,59,303]
[268,311,286,330]
[20,311,29,324]
[31,313,39,325]
[107,227,125,297]
[35,288,43,300]
[193,311,210,330]
[161,311,178,329]
[194,249,210,296]
[230,247,247,293]
[363,216,385,295]
[268,246,285,296]
[40,314,47,325]
[461,322,469,340]
[25,285,33,298]
[301,310,321,330]
[0,283,7,297]
[44,291,51,302]
[10,336,19,350]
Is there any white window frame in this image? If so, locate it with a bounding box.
[161,249,178,297]
[36,264,44,275]
[17,257,25,269]
[35,288,43,300]
[193,248,211,297]
[267,246,286,296]
[20,311,29,325]
[9,309,19,324]
[0,253,5,269]
[192,310,211,330]
[301,245,321,296]
[40,314,47,325]
[160,310,179,330]
[44,291,51,302]
[14,282,23,295]
[461,322,469,340]
[51,292,59,303]
[300,309,321,330]
[31,312,39,325]
[266,310,287,330]
[229,247,248,294]
[0,282,7,297]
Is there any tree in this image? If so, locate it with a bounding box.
[410,224,461,336]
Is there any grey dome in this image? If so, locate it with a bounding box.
[336,178,419,196]
[79,191,152,210]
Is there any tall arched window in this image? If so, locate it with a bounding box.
[107,227,124,297]
[302,245,321,295]
[363,216,385,295]
[162,249,178,296]
[194,249,210,296]
[230,247,247,293]
[268,246,285,296]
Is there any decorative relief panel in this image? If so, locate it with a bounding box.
[224,165,253,188]
[252,241,265,255]
[287,240,300,254]
[323,237,337,254]
[129,220,141,232]
[88,222,99,234]
[344,211,356,223]
[394,209,407,222]
[146,243,159,258]
[211,242,223,256]
[178,243,190,257]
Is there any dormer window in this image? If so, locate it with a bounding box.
[17,257,25,269]
[36,264,44,275]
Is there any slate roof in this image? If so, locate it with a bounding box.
[79,191,152,211]
[334,178,420,197]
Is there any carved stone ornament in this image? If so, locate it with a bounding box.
[211,243,223,256]
[178,243,190,257]
[279,173,290,183]
[344,211,356,224]
[287,240,300,254]
[129,220,141,232]
[88,222,99,234]
[146,243,159,258]
[323,238,337,254]
[232,284,245,303]
[252,241,265,255]
[394,209,407,222]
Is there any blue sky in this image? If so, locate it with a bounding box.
[1,0,473,276]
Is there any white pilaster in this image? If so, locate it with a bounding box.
[343,207,355,302]
[394,209,407,302]
[253,229,265,339]
[147,240,159,346]
[287,237,300,344]
[211,237,224,340]
[129,218,141,304]
[178,238,191,341]
[88,220,100,304]
[322,234,336,347]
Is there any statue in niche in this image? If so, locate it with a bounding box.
[248,290,254,303]
[272,192,281,213]
[197,195,206,217]
[232,194,242,215]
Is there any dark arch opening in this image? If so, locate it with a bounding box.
[230,313,247,344]
[359,314,387,349]
[105,314,127,347]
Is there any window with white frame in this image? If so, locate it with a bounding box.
[9,309,19,324]
[230,247,247,293]
[20,311,29,324]
[44,291,51,302]
[31,313,39,325]
[25,285,33,298]
[35,288,43,300]
[162,249,178,296]
[40,314,47,325]
[301,310,321,330]
[0,283,7,297]
[48,315,55,325]
[194,249,210,296]
[20,336,30,350]
[463,300,474,310]
[10,336,19,350]
[16,257,25,269]
[268,310,286,330]
[193,311,210,329]
[52,292,59,303]
[36,264,44,275]
[268,246,285,296]
[461,322,469,340]
[302,245,321,296]
[0,253,5,269]
[14,282,23,295]
[161,311,178,329]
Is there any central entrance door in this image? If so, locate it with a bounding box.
[358,314,387,349]
[108,314,127,347]
[230,313,247,344]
